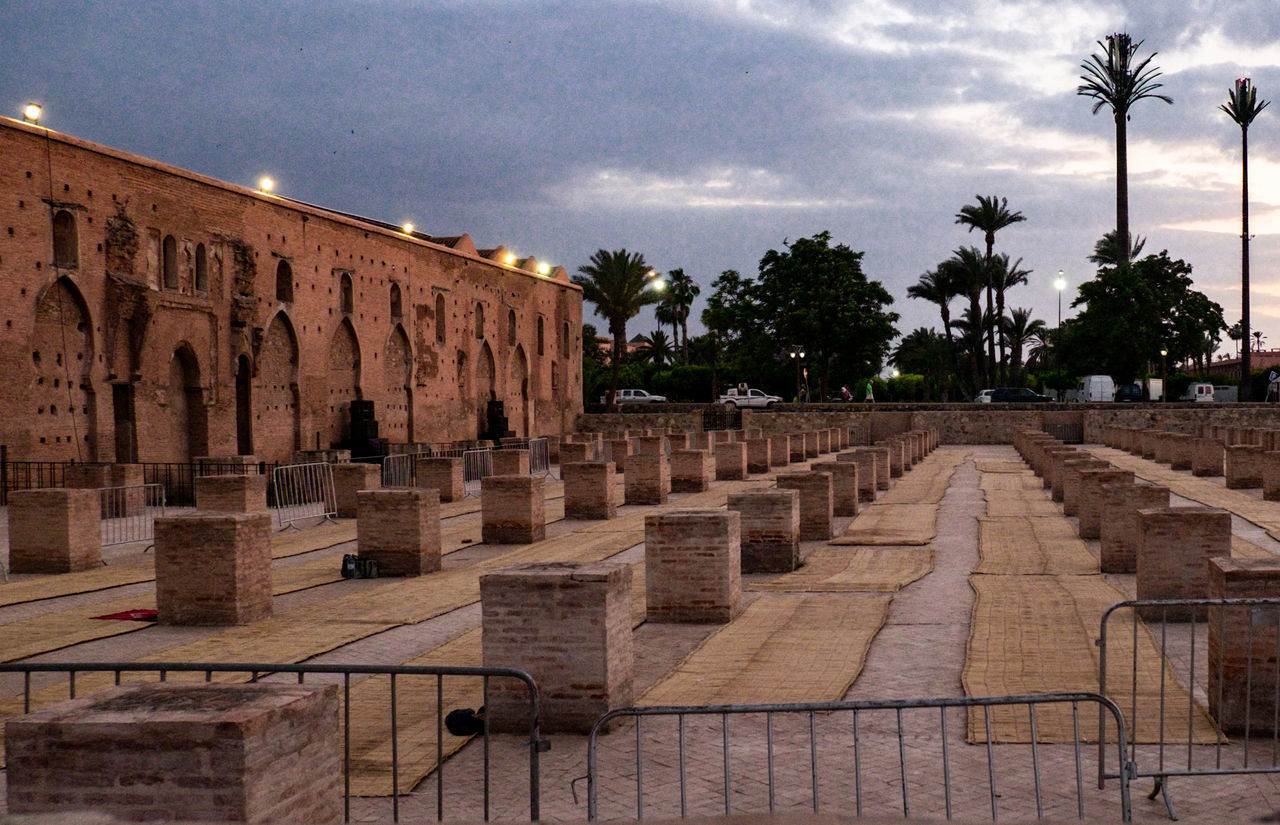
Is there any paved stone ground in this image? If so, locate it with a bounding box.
[7,445,1280,823]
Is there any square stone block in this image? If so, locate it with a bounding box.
[1136,507,1232,620]
[481,474,545,544]
[624,452,669,504]
[715,441,748,480]
[357,488,441,575]
[1061,458,1111,515]
[481,562,633,733]
[1226,445,1268,489]
[728,489,800,573]
[769,435,790,467]
[415,456,464,502]
[1192,438,1225,477]
[195,473,269,514]
[564,461,618,519]
[1208,557,1280,734]
[560,441,592,463]
[777,471,834,541]
[155,512,273,625]
[4,682,341,824]
[812,460,859,517]
[8,487,101,573]
[1077,469,1133,540]
[745,438,772,474]
[1099,482,1169,573]
[838,450,878,502]
[492,449,530,476]
[670,450,711,493]
[330,462,382,517]
[644,510,741,623]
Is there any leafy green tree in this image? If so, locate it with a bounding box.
[1078,34,1172,265]
[906,268,961,344]
[890,328,956,400]
[1060,251,1225,382]
[1221,77,1270,400]
[955,195,1026,373]
[753,232,899,399]
[573,249,662,404]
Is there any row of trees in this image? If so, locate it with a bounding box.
[576,31,1261,404]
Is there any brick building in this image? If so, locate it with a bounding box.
[0,117,583,464]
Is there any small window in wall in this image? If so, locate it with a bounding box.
[435,294,446,344]
[537,317,545,356]
[562,321,570,352]
[195,243,208,293]
[52,210,77,269]
[340,272,353,313]
[162,235,178,289]
[507,309,516,346]
[276,260,293,302]
[475,302,484,339]
[390,283,402,320]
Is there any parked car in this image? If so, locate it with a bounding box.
[989,387,1053,403]
[718,387,782,408]
[975,389,994,403]
[1076,375,1116,402]
[599,388,668,404]
[1114,383,1144,402]
[1179,382,1214,403]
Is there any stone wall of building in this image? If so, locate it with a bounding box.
[0,117,582,463]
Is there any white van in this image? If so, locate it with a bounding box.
[1076,375,1115,402]
[1179,382,1214,402]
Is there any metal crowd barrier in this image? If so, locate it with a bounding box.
[462,449,492,497]
[272,462,338,529]
[100,483,166,549]
[381,453,417,488]
[527,437,552,478]
[586,693,1132,822]
[0,660,544,823]
[1098,597,1280,818]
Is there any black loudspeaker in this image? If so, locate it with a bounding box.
[350,399,375,420]
[351,420,379,441]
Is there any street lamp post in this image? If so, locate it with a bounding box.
[1160,348,1168,402]
[789,346,805,402]
[1054,271,1066,328]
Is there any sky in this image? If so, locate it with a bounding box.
[4,0,1280,367]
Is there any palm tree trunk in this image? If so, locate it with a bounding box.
[969,290,984,388]
[1115,112,1130,266]
[995,287,1007,381]
[609,318,625,405]
[983,236,996,384]
[1241,124,1252,401]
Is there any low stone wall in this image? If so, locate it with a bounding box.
[576,404,1280,445]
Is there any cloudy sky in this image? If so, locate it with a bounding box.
[5,1,1279,364]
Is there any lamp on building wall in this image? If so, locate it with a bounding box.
[22,102,42,124]
[537,262,551,276]
[402,222,414,234]
[258,176,275,193]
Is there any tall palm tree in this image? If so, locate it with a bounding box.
[1078,33,1172,266]
[939,246,992,386]
[654,300,680,353]
[906,268,960,344]
[662,268,701,363]
[1221,77,1269,401]
[955,195,1026,375]
[1001,307,1047,382]
[573,249,662,404]
[634,329,676,366]
[991,254,1032,379]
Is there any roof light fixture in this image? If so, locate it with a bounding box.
[22,102,42,124]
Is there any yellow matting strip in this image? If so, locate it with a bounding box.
[831,503,938,546]
[974,458,1033,474]
[980,470,1062,518]
[875,449,968,505]
[750,546,933,592]
[963,573,1219,745]
[1088,447,1280,540]
[975,516,1098,575]
[638,592,891,706]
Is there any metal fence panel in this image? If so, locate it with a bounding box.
[0,660,543,823]
[272,462,338,528]
[382,453,416,488]
[527,437,552,478]
[587,693,1132,822]
[100,483,165,548]
[463,449,492,497]
[1098,597,1280,818]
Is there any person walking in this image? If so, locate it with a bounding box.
[864,380,875,402]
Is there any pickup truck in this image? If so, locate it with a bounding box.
[599,388,668,404]
[718,387,782,408]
